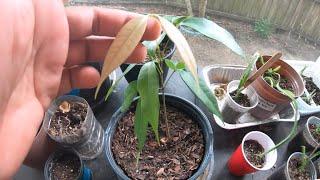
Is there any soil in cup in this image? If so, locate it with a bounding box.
[288,157,312,180]
[112,105,205,179]
[49,153,81,180]
[304,76,320,105]
[244,140,265,168]
[264,73,294,93]
[308,124,320,143]
[48,101,87,141]
[230,91,251,107]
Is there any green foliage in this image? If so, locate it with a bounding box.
[236,53,260,98]
[136,62,160,148]
[105,64,135,101]
[121,81,137,112]
[179,70,222,120]
[165,59,186,71]
[298,146,320,172]
[254,19,273,39]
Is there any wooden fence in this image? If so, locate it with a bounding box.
[73,0,320,42]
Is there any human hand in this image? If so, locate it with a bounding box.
[0,1,160,178]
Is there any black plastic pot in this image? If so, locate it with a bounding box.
[44,149,92,180]
[69,62,112,113]
[287,116,320,155]
[105,93,214,179]
[267,152,316,180]
[120,36,176,83]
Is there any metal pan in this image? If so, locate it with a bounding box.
[202,64,300,130]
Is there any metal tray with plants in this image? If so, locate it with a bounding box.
[285,59,320,115]
[203,53,301,130]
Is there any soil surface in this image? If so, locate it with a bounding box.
[264,72,294,93]
[48,101,87,139]
[309,124,320,143]
[243,140,265,168]
[230,91,251,107]
[288,157,312,180]
[50,153,81,180]
[72,2,320,67]
[112,105,205,179]
[304,76,320,105]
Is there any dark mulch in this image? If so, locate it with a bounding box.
[112,105,205,179]
[48,101,87,140]
[243,140,265,168]
[288,157,312,180]
[230,91,251,107]
[50,153,81,180]
[308,124,320,143]
[304,76,320,105]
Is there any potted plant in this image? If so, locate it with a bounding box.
[287,116,320,154]
[228,131,277,176]
[250,55,304,119]
[119,15,244,83]
[268,146,319,180]
[43,95,105,160]
[220,53,260,123]
[94,14,243,179]
[44,149,92,180]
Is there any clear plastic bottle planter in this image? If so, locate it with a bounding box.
[44,95,105,160]
[44,149,92,180]
[287,116,320,154]
[228,131,277,176]
[221,80,259,124]
[267,152,316,180]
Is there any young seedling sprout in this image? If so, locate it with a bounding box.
[299,145,320,172]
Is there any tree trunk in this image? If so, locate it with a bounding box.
[185,0,193,16]
[199,0,208,17]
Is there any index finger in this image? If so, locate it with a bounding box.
[66,7,161,40]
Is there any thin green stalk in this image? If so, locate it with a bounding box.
[159,61,170,140]
[163,71,175,88]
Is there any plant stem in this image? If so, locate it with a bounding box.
[163,71,175,88]
[159,62,171,140]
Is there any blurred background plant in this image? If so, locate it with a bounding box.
[254,19,273,39]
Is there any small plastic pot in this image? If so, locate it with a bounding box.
[120,36,176,83]
[287,116,320,154]
[228,131,277,176]
[44,95,105,160]
[44,149,92,180]
[267,152,316,180]
[250,55,304,119]
[105,93,213,180]
[221,80,259,123]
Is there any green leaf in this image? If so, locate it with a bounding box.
[176,62,186,70]
[237,53,260,94]
[105,64,135,101]
[163,15,190,26]
[180,17,244,57]
[137,62,160,144]
[121,81,137,112]
[165,59,176,70]
[179,70,222,120]
[134,99,148,152]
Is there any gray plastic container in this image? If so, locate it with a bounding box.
[105,94,214,180]
[44,95,104,160]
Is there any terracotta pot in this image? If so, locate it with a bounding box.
[221,80,259,123]
[228,131,277,176]
[23,123,57,169]
[268,152,316,180]
[250,55,304,119]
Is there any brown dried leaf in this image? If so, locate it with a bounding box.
[95,15,148,98]
[154,15,198,83]
[59,101,70,113]
[156,168,165,176]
